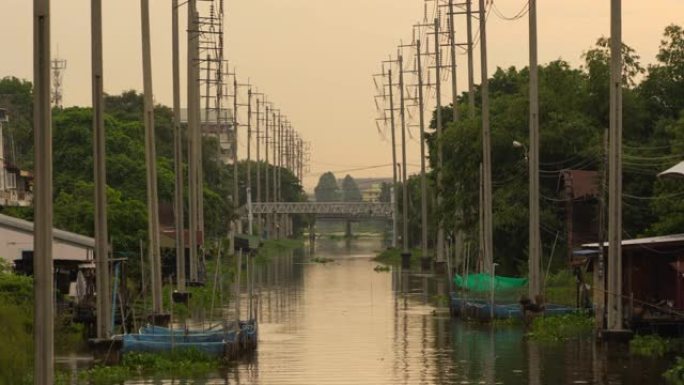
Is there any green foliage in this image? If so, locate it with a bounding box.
[255,239,304,265]
[630,334,671,357]
[78,349,219,385]
[310,257,334,264]
[415,25,684,277]
[527,313,593,341]
[341,174,362,202]
[543,270,579,307]
[0,82,307,273]
[373,247,422,266]
[0,272,32,384]
[314,171,340,202]
[664,357,684,384]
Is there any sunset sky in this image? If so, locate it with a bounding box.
[1,0,682,191]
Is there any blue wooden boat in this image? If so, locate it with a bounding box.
[121,334,227,356]
[139,324,228,336]
[450,292,577,320]
[128,331,230,343]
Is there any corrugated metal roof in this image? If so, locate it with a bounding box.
[583,233,684,248]
[0,213,94,249]
[659,161,684,178]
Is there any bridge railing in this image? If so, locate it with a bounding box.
[240,202,393,218]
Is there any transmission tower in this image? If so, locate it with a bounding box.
[51,57,67,108]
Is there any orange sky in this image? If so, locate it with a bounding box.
[1,1,682,191]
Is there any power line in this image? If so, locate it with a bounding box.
[491,0,529,21]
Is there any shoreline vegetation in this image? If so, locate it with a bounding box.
[0,237,304,384]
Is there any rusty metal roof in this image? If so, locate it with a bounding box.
[561,170,600,200]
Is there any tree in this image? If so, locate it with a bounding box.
[341,174,362,202]
[314,172,339,202]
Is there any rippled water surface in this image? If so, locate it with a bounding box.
[63,237,674,384]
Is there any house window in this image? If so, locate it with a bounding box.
[6,172,16,189]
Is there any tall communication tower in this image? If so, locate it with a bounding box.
[51,57,67,108]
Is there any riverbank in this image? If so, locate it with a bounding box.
[0,269,86,384]
[373,247,424,266]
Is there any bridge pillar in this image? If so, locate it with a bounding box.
[345,220,352,238]
[308,222,315,252]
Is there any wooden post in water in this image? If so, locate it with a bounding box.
[235,249,243,325]
[34,0,54,382]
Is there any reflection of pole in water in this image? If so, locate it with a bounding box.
[592,339,607,385]
[421,315,428,384]
[483,328,495,384]
[527,341,541,385]
[422,275,429,305]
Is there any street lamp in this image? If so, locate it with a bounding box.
[512,140,528,162]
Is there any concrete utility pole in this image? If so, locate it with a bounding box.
[141,0,162,314]
[272,110,278,237]
[246,88,253,207]
[607,0,623,332]
[187,0,199,282]
[398,54,410,255]
[388,68,398,249]
[277,113,283,202]
[255,96,262,204]
[254,93,263,233]
[479,0,493,272]
[446,2,466,272]
[172,0,185,291]
[33,0,54,382]
[466,0,476,117]
[264,105,271,238]
[415,38,429,262]
[434,17,445,265]
[447,2,458,123]
[528,0,541,303]
[233,75,240,227]
[92,0,110,338]
[276,113,283,238]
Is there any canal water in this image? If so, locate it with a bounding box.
[61,237,674,384]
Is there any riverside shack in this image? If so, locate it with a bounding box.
[582,234,684,334]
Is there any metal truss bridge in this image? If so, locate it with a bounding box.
[242,202,393,219]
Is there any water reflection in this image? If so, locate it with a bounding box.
[60,237,675,384]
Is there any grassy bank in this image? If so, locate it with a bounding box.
[0,268,86,384]
[76,349,221,385]
[373,247,424,266]
[256,238,304,264]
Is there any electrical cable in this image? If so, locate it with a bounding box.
[491,0,529,21]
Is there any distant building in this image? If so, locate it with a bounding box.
[362,183,383,202]
[0,214,95,298]
[0,108,32,207]
[349,177,392,203]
